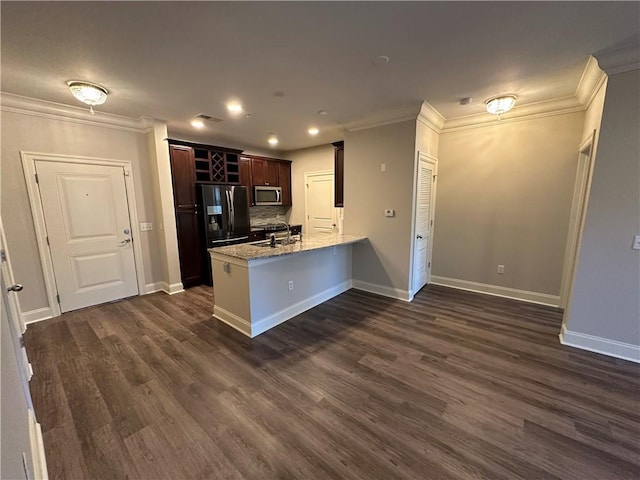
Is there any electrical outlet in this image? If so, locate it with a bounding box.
[288,280,294,291]
[633,235,640,250]
[497,265,505,274]
[380,163,386,172]
[384,209,395,217]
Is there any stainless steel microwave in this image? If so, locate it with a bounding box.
[254,186,282,206]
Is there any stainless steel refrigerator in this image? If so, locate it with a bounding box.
[199,184,250,284]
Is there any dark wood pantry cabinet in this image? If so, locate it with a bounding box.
[332,141,344,207]
[168,144,203,288]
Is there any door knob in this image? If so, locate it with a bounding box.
[120,238,131,245]
[7,284,23,292]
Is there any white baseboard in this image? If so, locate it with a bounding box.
[251,280,352,337]
[144,282,165,294]
[214,280,352,338]
[430,275,561,307]
[167,282,184,295]
[351,279,412,302]
[28,409,49,480]
[213,306,252,336]
[22,307,53,325]
[144,281,185,295]
[559,324,640,363]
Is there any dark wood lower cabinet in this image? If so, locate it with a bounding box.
[174,209,203,288]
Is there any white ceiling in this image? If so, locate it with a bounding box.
[1,2,638,152]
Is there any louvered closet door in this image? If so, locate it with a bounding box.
[413,159,434,293]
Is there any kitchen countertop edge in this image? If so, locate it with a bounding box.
[209,233,367,261]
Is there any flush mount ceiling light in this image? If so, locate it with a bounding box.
[268,134,279,146]
[308,127,319,136]
[67,80,108,114]
[191,118,205,129]
[485,95,517,115]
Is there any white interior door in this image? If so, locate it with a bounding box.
[412,156,437,294]
[305,171,337,234]
[35,161,138,312]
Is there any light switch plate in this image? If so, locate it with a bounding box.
[384,209,395,217]
[140,222,153,231]
[633,235,640,250]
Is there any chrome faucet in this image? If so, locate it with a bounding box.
[274,222,292,244]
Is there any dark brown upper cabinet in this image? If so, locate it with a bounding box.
[277,161,292,206]
[251,157,279,186]
[332,141,344,207]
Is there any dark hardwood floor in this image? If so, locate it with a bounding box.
[25,285,640,480]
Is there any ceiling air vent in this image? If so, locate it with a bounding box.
[195,113,223,123]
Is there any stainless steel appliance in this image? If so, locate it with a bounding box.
[254,186,282,206]
[200,184,250,285]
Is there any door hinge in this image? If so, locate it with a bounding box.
[428,261,431,268]
[34,173,39,184]
[123,169,130,177]
[433,175,437,182]
[0,250,6,262]
[46,236,50,246]
[56,294,60,304]
[430,220,433,226]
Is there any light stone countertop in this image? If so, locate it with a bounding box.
[209,233,367,261]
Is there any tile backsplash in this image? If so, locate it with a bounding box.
[250,206,288,226]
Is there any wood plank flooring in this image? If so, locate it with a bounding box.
[25,285,640,479]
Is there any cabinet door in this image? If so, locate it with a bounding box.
[277,161,292,206]
[175,210,203,287]
[169,145,197,208]
[239,156,253,205]
[333,141,344,207]
[251,157,267,186]
[265,161,279,186]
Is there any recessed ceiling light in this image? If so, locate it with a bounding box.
[268,135,278,146]
[191,118,205,129]
[318,110,329,116]
[485,95,517,115]
[226,102,243,114]
[308,127,319,136]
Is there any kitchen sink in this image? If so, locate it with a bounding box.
[252,238,298,248]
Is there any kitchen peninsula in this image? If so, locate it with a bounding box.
[209,233,367,337]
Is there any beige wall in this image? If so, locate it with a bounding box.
[433,111,585,297]
[285,144,335,226]
[564,69,640,345]
[1,110,163,312]
[344,120,417,294]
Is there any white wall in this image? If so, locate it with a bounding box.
[1,109,163,313]
[432,111,585,300]
[344,120,417,297]
[285,144,335,226]
[563,68,640,353]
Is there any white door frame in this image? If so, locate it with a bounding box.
[21,151,146,318]
[303,170,336,234]
[409,151,438,299]
[559,131,596,309]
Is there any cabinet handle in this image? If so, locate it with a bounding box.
[265,183,269,186]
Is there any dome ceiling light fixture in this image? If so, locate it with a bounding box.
[485,94,517,116]
[66,80,108,114]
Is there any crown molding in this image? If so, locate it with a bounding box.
[342,104,422,132]
[574,56,607,109]
[442,95,584,132]
[417,102,445,133]
[0,92,154,133]
[594,40,640,75]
